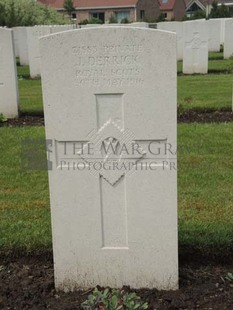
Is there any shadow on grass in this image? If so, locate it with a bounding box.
[20,110,44,118]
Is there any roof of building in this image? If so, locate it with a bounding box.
[159,0,176,10]
[185,0,233,8]
[38,0,138,9]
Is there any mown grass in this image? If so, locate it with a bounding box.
[0,127,50,251]
[0,124,232,254]
[17,65,30,79]
[178,74,233,110]
[19,79,43,115]
[17,65,43,115]
[209,52,223,60]
[178,123,233,252]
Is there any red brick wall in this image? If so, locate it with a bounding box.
[173,0,186,21]
[136,0,160,21]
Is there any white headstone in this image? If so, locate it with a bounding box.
[224,18,233,59]
[50,24,75,34]
[157,22,183,60]
[103,23,148,28]
[183,20,208,74]
[27,26,51,78]
[0,28,19,118]
[103,22,149,28]
[220,18,232,45]
[130,22,149,28]
[80,24,103,28]
[40,27,178,291]
[12,27,20,57]
[18,27,29,66]
[208,19,221,52]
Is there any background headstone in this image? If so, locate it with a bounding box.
[224,18,233,59]
[208,19,221,52]
[12,27,20,57]
[103,22,149,28]
[157,22,183,60]
[50,24,75,34]
[80,24,103,28]
[220,18,232,45]
[183,20,208,74]
[0,28,19,118]
[130,22,149,28]
[18,27,29,66]
[40,27,178,291]
[27,26,51,78]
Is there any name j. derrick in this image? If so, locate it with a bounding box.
[77,55,139,66]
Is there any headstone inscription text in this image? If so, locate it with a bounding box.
[73,44,144,87]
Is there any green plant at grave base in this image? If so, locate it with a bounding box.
[226,273,233,282]
[177,103,189,117]
[82,288,148,310]
[0,113,7,123]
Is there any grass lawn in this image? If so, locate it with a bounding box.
[17,65,30,79]
[178,123,233,251]
[19,79,43,115]
[209,52,224,60]
[0,127,50,251]
[0,124,232,254]
[178,74,233,110]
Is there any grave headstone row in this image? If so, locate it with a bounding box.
[15,19,233,78]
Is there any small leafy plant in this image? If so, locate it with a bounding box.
[225,273,233,282]
[82,288,148,310]
[0,113,7,123]
[177,103,189,118]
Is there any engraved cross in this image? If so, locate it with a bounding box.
[56,94,167,250]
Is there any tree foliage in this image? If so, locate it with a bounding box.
[0,0,69,27]
[191,10,206,19]
[63,0,75,17]
[156,13,166,22]
[183,10,206,21]
[209,1,231,18]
